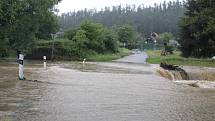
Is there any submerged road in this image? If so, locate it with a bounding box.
[115,52,149,64]
[0,54,215,121]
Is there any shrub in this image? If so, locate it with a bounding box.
[165,45,175,54]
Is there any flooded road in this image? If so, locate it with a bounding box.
[0,55,215,121]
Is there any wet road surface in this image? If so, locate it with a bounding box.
[0,55,215,121]
[115,52,148,64]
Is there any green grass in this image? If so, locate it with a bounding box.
[86,48,130,61]
[146,50,215,67]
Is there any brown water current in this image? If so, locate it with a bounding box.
[0,60,215,121]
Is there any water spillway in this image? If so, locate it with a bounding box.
[158,63,189,80]
[157,67,189,80]
[157,63,215,88]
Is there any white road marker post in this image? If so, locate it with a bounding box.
[43,56,47,69]
[82,58,86,64]
[18,54,24,80]
[82,58,86,71]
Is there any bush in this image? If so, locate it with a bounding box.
[26,21,122,60]
[65,28,78,40]
[26,39,100,60]
[0,39,9,58]
[165,45,175,54]
[26,39,79,60]
[159,32,174,44]
[66,21,119,54]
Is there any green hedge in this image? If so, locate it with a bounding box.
[26,40,80,60]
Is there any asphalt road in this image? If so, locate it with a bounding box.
[115,52,149,64]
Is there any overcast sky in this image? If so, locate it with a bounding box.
[57,0,180,14]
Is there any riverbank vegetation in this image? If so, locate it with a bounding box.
[146,50,215,68]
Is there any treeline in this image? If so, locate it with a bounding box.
[0,0,60,57]
[59,0,186,36]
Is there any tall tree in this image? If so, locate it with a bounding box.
[0,0,61,54]
[117,24,134,47]
[65,21,119,55]
[0,0,18,57]
[179,0,215,57]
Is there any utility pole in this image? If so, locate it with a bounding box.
[51,33,57,62]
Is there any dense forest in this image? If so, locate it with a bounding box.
[59,0,186,37]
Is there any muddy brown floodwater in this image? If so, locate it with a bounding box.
[0,54,215,121]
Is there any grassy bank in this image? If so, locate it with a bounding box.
[86,48,130,61]
[146,50,215,67]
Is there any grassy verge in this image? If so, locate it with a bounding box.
[145,50,215,67]
[86,48,130,62]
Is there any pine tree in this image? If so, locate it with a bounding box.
[179,0,215,57]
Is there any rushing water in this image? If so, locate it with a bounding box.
[0,60,215,121]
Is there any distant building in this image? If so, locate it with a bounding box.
[145,32,159,44]
[151,32,159,43]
